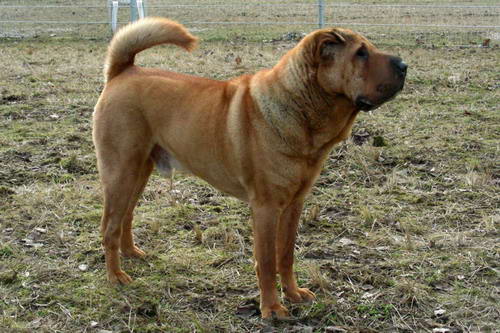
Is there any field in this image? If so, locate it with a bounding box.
[2,0,500,46]
[1,2,499,333]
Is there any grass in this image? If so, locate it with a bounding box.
[1,7,499,333]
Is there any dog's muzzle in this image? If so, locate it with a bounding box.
[355,97,377,111]
[356,58,407,112]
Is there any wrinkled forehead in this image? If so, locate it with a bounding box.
[329,28,375,48]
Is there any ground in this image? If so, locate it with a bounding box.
[0,12,499,333]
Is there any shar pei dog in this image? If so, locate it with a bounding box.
[93,17,407,319]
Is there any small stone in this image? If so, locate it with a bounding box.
[434,309,446,316]
[325,327,348,333]
[432,328,450,333]
[339,238,355,246]
[21,239,43,248]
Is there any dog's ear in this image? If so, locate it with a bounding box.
[315,30,346,61]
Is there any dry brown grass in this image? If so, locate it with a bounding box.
[1,9,499,332]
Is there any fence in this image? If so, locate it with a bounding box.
[1,1,499,47]
[108,0,146,33]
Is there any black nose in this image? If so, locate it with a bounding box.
[390,57,407,77]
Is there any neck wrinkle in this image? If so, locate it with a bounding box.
[251,48,355,159]
[275,50,337,123]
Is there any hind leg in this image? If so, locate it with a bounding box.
[121,145,174,256]
[99,154,152,284]
[93,87,157,283]
[120,158,154,258]
[95,125,153,284]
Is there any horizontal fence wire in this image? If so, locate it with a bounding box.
[0,1,499,47]
[1,20,498,29]
[1,4,500,8]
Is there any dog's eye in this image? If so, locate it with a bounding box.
[356,47,368,59]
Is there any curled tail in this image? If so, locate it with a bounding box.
[104,17,198,82]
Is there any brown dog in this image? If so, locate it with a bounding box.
[93,17,406,319]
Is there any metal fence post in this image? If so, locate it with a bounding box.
[130,0,146,21]
[130,0,138,22]
[108,0,119,33]
[318,0,325,29]
[137,0,145,19]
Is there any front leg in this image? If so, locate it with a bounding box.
[251,203,290,319]
[276,200,316,303]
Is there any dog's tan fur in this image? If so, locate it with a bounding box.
[93,17,406,319]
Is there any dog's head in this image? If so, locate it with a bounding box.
[302,28,407,111]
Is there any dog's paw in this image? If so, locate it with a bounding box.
[121,246,146,258]
[284,287,316,303]
[108,270,133,285]
[261,303,290,320]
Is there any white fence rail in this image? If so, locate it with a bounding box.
[0,1,499,47]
